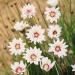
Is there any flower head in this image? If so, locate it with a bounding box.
[11,61,26,74]
[48,24,62,39]
[14,21,26,31]
[26,25,45,44]
[71,64,75,71]
[40,57,55,71]
[44,7,61,23]
[23,47,42,65]
[47,0,58,7]
[8,38,25,55]
[21,3,36,19]
[48,38,68,58]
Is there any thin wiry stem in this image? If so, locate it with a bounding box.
[52,55,60,75]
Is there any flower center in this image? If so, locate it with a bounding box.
[53,30,57,35]
[15,44,20,49]
[34,32,39,38]
[43,64,49,70]
[30,54,37,61]
[50,11,56,17]
[16,67,23,73]
[27,9,31,13]
[55,46,61,52]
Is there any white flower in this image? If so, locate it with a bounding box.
[8,38,25,55]
[44,7,61,23]
[23,47,42,65]
[26,25,45,44]
[14,21,25,31]
[48,24,62,39]
[71,64,75,71]
[47,0,58,7]
[48,38,68,58]
[40,57,55,71]
[21,3,36,19]
[11,61,26,74]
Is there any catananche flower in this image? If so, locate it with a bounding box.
[71,64,75,71]
[40,57,55,71]
[47,0,58,7]
[48,24,62,39]
[8,38,25,55]
[44,7,61,23]
[11,61,26,74]
[48,38,68,58]
[21,3,36,19]
[26,25,45,44]
[14,21,27,31]
[23,47,42,65]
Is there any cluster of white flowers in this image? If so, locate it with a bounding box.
[45,0,68,58]
[7,0,74,74]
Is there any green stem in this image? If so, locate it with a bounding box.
[52,55,60,75]
[55,64,60,75]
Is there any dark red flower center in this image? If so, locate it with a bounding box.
[34,32,40,38]
[15,44,20,49]
[43,64,49,70]
[27,9,31,13]
[30,54,37,61]
[53,30,57,35]
[50,11,56,17]
[16,67,23,73]
[55,46,61,52]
